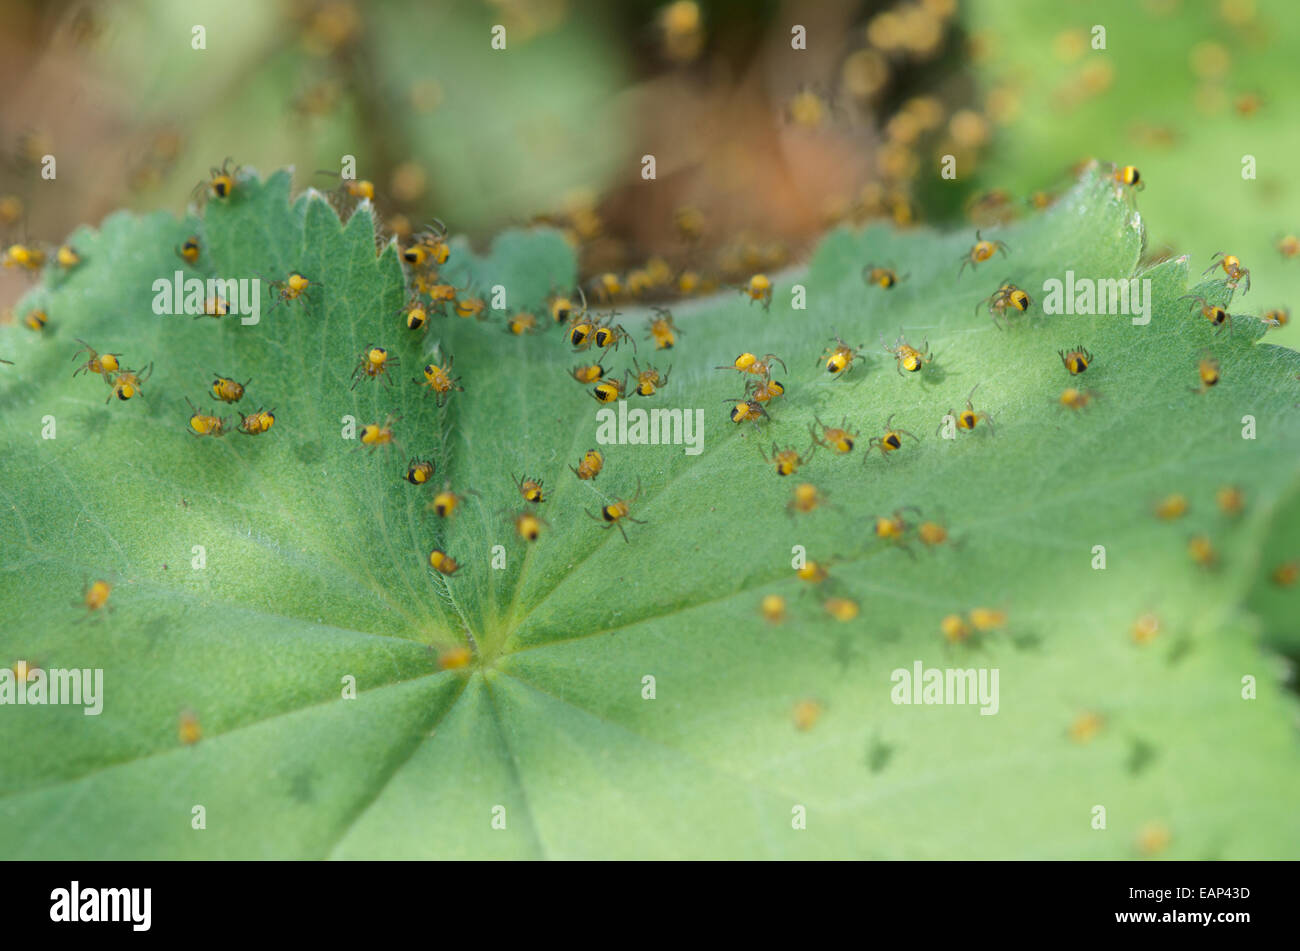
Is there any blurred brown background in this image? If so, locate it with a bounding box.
[0,0,995,313]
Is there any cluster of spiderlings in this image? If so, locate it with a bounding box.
[718,350,786,426]
[758,508,957,628]
[180,179,282,438]
[1146,483,1263,579]
[425,468,465,577]
[748,161,1273,654]
[186,372,274,438]
[953,223,1108,409]
[390,219,491,333]
[503,473,548,545]
[536,201,792,309]
[521,284,649,542]
[186,0,1008,321]
[382,203,539,578]
[3,231,82,280]
[868,507,954,554]
[552,288,670,407]
[464,2,984,305]
[15,145,1287,768]
[532,199,712,304]
[803,5,967,233]
[584,258,680,304]
[555,447,645,544]
[4,242,47,272]
[756,388,957,617]
[381,211,481,576]
[69,339,153,404]
[939,607,1009,645]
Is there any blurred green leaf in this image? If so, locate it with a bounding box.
[96,0,629,236]
[965,0,1300,350]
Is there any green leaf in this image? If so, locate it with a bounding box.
[3,164,1299,858]
[964,0,1300,350]
[1244,477,1300,658]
